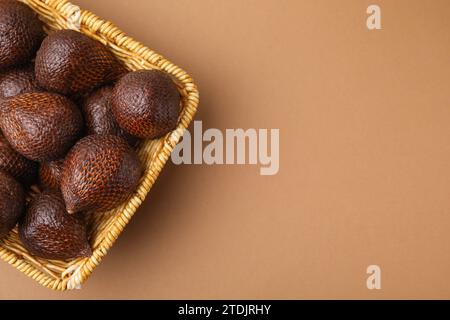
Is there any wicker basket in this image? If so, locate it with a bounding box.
[0,0,199,290]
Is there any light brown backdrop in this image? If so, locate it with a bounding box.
[1,0,449,299]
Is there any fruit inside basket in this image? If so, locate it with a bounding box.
[0,0,199,290]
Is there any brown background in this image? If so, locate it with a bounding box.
[1,0,449,299]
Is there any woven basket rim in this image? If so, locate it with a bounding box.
[0,0,199,290]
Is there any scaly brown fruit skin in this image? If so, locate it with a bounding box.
[0,92,84,162]
[0,0,44,70]
[0,134,37,185]
[0,170,25,239]
[35,29,125,96]
[82,85,137,146]
[19,191,91,260]
[0,64,40,101]
[111,70,181,139]
[39,159,64,190]
[61,135,142,214]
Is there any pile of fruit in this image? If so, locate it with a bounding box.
[0,0,181,260]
